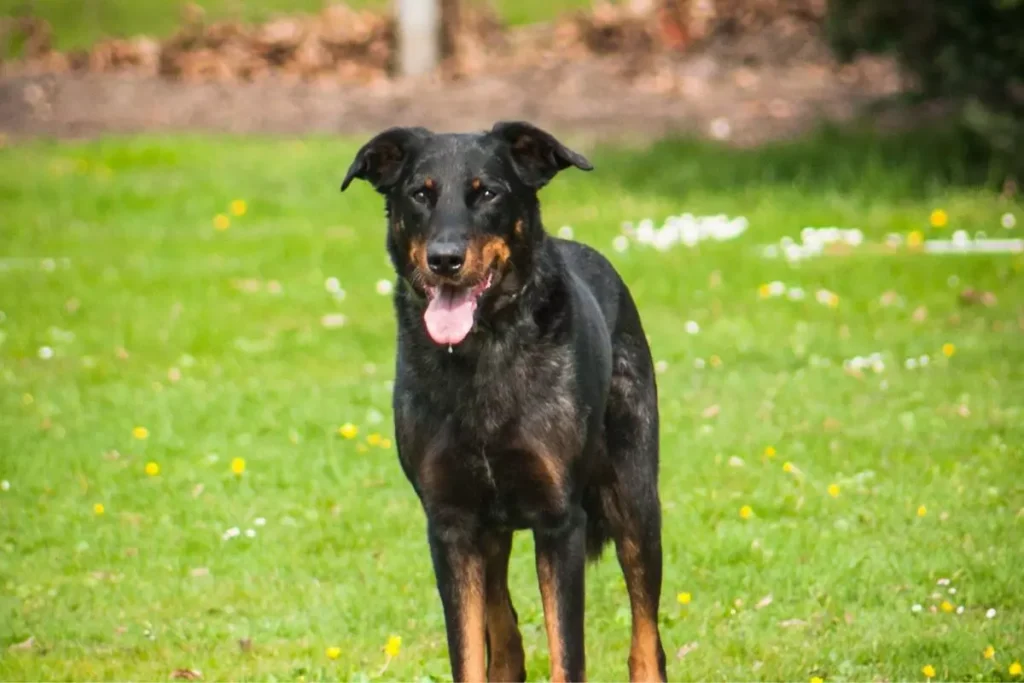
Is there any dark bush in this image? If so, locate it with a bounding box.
[826,0,1024,165]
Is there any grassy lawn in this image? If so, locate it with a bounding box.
[1,126,1023,682]
[0,0,595,52]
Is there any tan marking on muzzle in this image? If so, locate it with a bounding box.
[408,237,428,272]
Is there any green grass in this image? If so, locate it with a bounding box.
[1,126,1023,682]
[0,0,594,52]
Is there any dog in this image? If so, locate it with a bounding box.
[340,121,666,683]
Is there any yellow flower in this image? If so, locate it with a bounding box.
[93,503,105,515]
[338,423,358,439]
[940,600,953,613]
[922,664,936,679]
[325,646,341,660]
[983,645,995,660]
[384,635,401,658]
[739,505,753,520]
[942,343,955,358]
[758,284,772,298]
[367,433,382,446]
[213,214,230,231]
[764,446,777,458]
[917,505,927,517]
[828,483,840,498]
[826,292,839,308]
[231,457,246,475]
[783,461,794,473]
[710,354,722,368]
[676,591,692,605]
[929,209,948,228]
[132,426,149,440]
[907,230,924,248]
[380,438,392,449]
[230,199,247,217]
[810,677,824,683]
[145,461,160,477]
[1009,661,1022,676]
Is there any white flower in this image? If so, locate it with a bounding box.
[376,279,394,296]
[787,287,806,300]
[948,587,956,595]
[320,313,347,329]
[222,526,241,541]
[1002,213,1017,229]
[956,605,964,614]
[905,358,918,370]
[986,608,997,619]
[728,456,745,468]
[911,604,923,613]
[557,225,574,239]
[654,360,668,374]
[937,578,950,586]
[324,277,341,293]
[694,358,706,369]
[366,408,384,425]
[254,517,266,527]
[685,320,700,335]
[38,346,54,360]
[0,480,9,491]
[919,355,930,366]
[768,281,786,297]
[709,117,731,140]
[245,529,256,538]
[612,235,630,253]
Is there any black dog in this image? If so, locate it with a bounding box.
[341,122,666,683]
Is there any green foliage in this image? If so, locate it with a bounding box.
[826,0,1024,163]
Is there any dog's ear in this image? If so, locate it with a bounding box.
[341,126,432,193]
[490,121,593,189]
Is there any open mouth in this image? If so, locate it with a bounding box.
[423,271,495,346]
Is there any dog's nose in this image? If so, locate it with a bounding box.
[426,242,465,277]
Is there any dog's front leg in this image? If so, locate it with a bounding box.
[429,526,487,683]
[535,510,587,683]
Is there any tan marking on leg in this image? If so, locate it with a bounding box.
[619,538,664,682]
[537,554,567,683]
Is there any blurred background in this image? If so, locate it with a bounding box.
[2,1,1024,682]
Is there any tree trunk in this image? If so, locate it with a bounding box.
[395,0,441,77]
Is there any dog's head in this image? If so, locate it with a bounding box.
[340,121,592,347]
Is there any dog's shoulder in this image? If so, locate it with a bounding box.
[549,237,626,332]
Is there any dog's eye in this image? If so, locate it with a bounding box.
[411,189,430,204]
[480,188,498,201]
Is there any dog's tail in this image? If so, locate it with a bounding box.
[581,483,617,562]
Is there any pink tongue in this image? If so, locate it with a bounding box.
[424,287,477,345]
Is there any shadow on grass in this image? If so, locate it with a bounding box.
[591,122,1011,201]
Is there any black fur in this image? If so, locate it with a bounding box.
[341,122,667,682]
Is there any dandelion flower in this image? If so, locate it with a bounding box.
[739,505,753,520]
[709,355,722,368]
[764,446,777,458]
[213,214,230,231]
[758,283,772,298]
[380,438,392,449]
[145,461,160,477]
[677,591,692,605]
[230,200,247,217]
[1009,661,1022,676]
[132,426,149,440]
[810,677,824,683]
[783,462,794,473]
[828,484,840,498]
[325,646,341,660]
[338,423,358,439]
[907,230,924,248]
[930,209,948,228]
[940,600,953,613]
[384,635,401,658]
[367,433,382,447]
[942,343,956,358]
[922,664,936,679]
[93,503,105,515]
[983,645,995,660]
[231,457,246,476]
[917,505,927,517]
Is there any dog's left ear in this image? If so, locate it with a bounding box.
[341,126,432,193]
[490,121,593,189]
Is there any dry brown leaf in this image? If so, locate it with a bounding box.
[779,618,807,628]
[755,593,773,609]
[9,636,35,651]
[701,404,720,419]
[170,669,202,680]
[676,641,699,659]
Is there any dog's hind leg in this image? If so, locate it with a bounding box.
[482,531,526,682]
[605,345,667,683]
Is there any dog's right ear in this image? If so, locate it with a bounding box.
[340,126,432,193]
